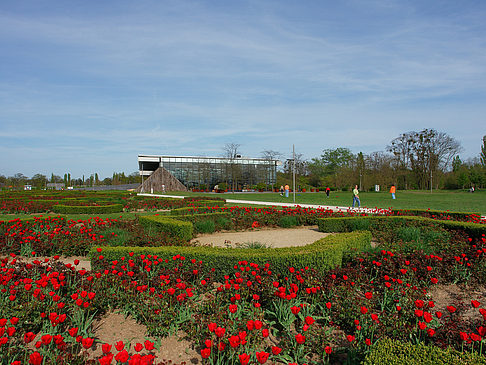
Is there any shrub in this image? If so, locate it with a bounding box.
[278,215,298,228]
[194,220,216,234]
[138,216,193,241]
[52,204,123,214]
[363,338,486,365]
[89,231,372,281]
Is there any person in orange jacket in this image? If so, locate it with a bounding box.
[390,185,396,199]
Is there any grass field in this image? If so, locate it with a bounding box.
[167,189,486,215]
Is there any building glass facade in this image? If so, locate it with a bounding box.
[138,155,279,189]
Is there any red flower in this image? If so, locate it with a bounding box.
[201,348,211,359]
[229,304,238,313]
[68,327,78,337]
[478,326,486,337]
[446,305,456,313]
[471,300,481,308]
[215,327,226,338]
[29,352,43,365]
[134,342,143,352]
[325,345,332,354]
[115,341,125,351]
[24,332,36,344]
[239,353,250,365]
[102,343,112,354]
[435,311,443,319]
[305,316,315,325]
[208,322,217,332]
[256,351,269,364]
[115,350,129,363]
[365,292,373,299]
[427,328,436,337]
[262,328,269,338]
[415,300,424,308]
[291,306,300,315]
[418,321,427,330]
[82,337,94,349]
[246,320,254,331]
[347,335,355,342]
[229,335,240,348]
[295,333,306,344]
[271,346,282,355]
[144,340,155,350]
[254,320,263,330]
[360,306,368,314]
[365,338,371,346]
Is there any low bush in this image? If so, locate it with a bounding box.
[390,208,481,222]
[278,215,298,228]
[52,203,123,214]
[138,215,193,241]
[194,220,216,234]
[171,212,233,232]
[90,231,372,280]
[363,337,486,365]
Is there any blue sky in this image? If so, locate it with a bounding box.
[1,0,485,178]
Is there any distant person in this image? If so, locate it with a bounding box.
[326,187,330,198]
[284,184,290,198]
[352,185,361,208]
[470,186,475,193]
[390,185,396,199]
[279,185,284,196]
[162,184,166,193]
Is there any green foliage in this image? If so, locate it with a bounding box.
[90,231,372,281]
[391,208,480,221]
[278,215,298,228]
[52,203,123,214]
[363,338,486,365]
[193,219,216,234]
[138,215,193,241]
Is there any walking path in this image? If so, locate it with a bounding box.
[137,193,386,215]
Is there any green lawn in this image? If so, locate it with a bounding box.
[166,190,486,215]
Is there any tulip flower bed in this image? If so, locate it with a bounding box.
[1,226,485,364]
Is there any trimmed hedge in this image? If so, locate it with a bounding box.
[184,196,226,203]
[363,338,486,365]
[138,215,193,242]
[52,204,123,214]
[317,216,486,239]
[89,231,372,281]
[390,208,481,221]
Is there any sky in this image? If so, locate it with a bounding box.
[1,0,485,179]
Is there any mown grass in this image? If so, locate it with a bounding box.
[166,189,486,215]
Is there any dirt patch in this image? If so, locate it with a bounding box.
[191,226,332,248]
[89,311,202,363]
[428,284,486,321]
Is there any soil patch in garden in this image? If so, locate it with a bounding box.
[88,311,202,364]
[191,225,332,248]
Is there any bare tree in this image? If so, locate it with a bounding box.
[222,143,242,191]
[388,129,461,190]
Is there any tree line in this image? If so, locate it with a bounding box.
[0,171,142,189]
[279,129,486,191]
[2,130,485,191]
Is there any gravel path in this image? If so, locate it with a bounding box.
[191,225,331,248]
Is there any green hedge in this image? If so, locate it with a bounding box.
[317,216,486,239]
[363,338,486,365]
[89,231,371,280]
[138,215,193,241]
[52,204,123,214]
[390,208,481,221]
[184,196,226,203]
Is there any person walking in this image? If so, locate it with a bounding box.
[326,187,330,198]
[389,185,396,199]
[279,185,284,196]
[284,184,290,198]
[352,185,360,208]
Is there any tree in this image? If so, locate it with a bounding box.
[307,148,354,189]
[31,174,47,189]
[481,136,486,167]
[222,143,242,191]
[388,129,461,190]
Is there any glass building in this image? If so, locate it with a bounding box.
[138,154,280,190]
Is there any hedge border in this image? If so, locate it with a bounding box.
[89,231,372,280]
[390,208,481,220]
[52,204,124,214]
[137,215,193,242]
[363,337,486,365]
[317,215,486,239]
